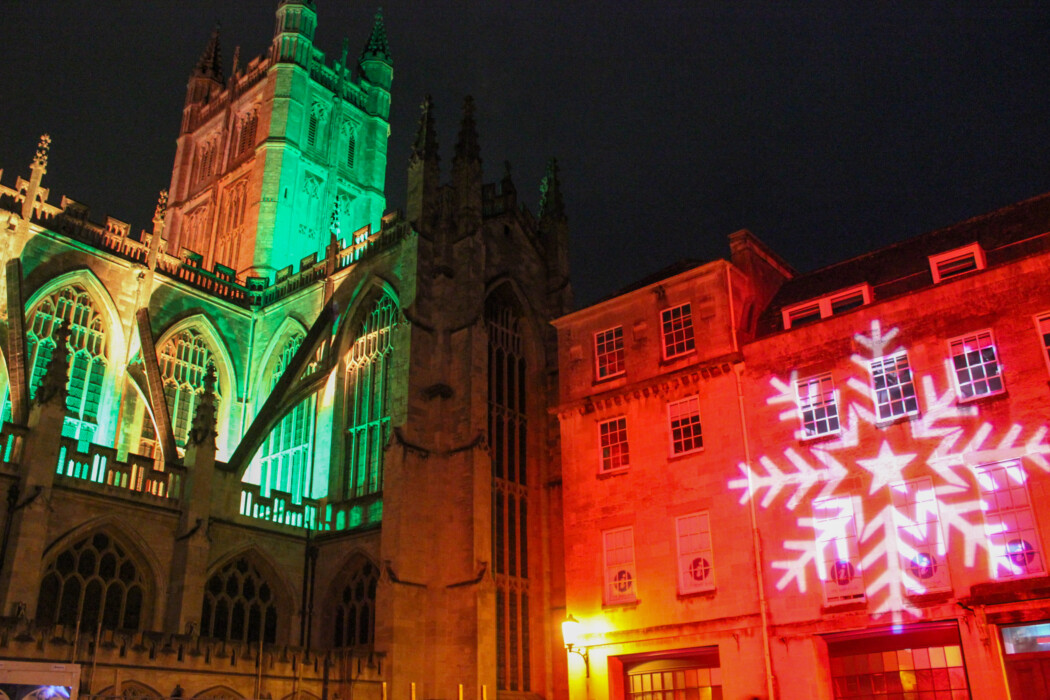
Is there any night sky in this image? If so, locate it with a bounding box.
[2,2,1049,307]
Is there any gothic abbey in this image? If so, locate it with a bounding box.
[0,1,570,697]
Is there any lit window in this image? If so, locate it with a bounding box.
[1038,313,1050,375]
[813,496,866,604]
[949,330,1004,400]
[603,527,637,605]
[796,373,840,438]
[594,326,625,380]
[661,304,695,359]
[676,512,714,594]
[870,352,919,421]
[668,396,703,455]
[929,243,985,284]
[890,478,950,592]
[599,417,629,472]
[781,284,872,329]
[976,461,1044,579]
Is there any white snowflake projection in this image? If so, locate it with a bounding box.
[730,320,1050,620]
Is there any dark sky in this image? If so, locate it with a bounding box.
[2,2,1049,307]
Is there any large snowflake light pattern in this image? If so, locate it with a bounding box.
[730,320,1050,620]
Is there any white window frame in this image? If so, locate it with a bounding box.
[813,495,866,605]
[598,416,630,473]
[948,329,1005,401]
[676,512,715,594]
[869,351,920,422]
[929,243,986,284]
[795,373,840,439]
[781,284,872,330]
[890,478,951,593]
[667,396,703,456]
[603,527,637,605]
[975,460,1045,580]
[660,303,696,360]
[594,326,625,380]
[1035,312,1050,377]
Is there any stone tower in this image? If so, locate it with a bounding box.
[165,1,391,281]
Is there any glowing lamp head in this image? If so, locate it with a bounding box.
[562,613,581,649]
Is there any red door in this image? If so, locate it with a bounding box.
[1006,656,1050,700]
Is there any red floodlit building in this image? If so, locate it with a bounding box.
[554,195,1050,699]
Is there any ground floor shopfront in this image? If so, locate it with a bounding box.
[566,613,1050,700]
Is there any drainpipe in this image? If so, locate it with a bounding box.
[729,266,777,699]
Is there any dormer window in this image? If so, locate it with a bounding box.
[782,284,872,330]
[929,243,986,284]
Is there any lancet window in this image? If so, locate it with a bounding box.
[259,333,315,501]
[344,295,397,499]
[200,556,278,644]
[333,558,378,647]
[23,285,108,443]
[487,295,530,692]
[36,532,146,631]
[150,329,219,448]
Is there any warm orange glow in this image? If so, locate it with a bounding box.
[562,614,581,649]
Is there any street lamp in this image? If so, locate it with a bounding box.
[562,614,590,678]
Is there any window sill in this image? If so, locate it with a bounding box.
[669,447,704,461]
[955,389,1007,405]
[875,411,921,429]
[660,350,697,366]
[677,587,716,601]
[603,599,640,610]
[597,468,629,480]
[799,429,842,444]
[820,599,868,615]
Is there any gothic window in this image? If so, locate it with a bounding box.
[487,295,530,692]
[215,181,247,268]
[23,285,108,443]
[307,103,326,149]
[333,559,378,647]
[237,111,258,156]
[344,295,397,499]
[259,332,316,502]
[184,205,209,256]
[345,131,356,169]
[36,532,146,631]
[200,556,278,644]
[144,329,220,451]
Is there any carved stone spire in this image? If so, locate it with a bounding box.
[32,134,51,171]
[539,158,566,222]
[360,8,391,64]
[35,322,70,407]
[194,24,224,84]
[407,96,440,231]
[411,95,439,164]
[453,96,481,166]
[188,364,218,447]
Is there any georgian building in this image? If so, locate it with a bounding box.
[0,2,570,698]
[554,197,1050,698]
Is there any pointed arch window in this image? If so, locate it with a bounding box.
[14,285,108,444]
[344,295,397,499]
[237,111,258,156]
[345,131,356,169]
[333,559,378,647]
[142,328,220,451]
[200,556,278,644]
[487,294,531,692]
[36,532,146,631]
[258,332,316,502]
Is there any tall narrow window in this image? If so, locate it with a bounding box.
[603,527,637,605]
[599,416,629,472]
[200,556,278,644]
[890,478,950,592]
[594,326,625,380]
[870,352,919,421]
[796,373,840,439]
[22,285,108,444]
[150,329,219,450]
[258,333,315,503]
[813,496,866,604]
[333,559,378,647]
[676,512,715,594]
[976,460,1044,579]
[36,532,146,631]
[668,396,703,455]
[237,111,258,156]
[345,295,397,499]
[949,330,1004,400]
[346,131,356,169]
[487,295,530,692]
[661,303,695,359]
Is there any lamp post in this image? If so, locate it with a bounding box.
[562,614,590,678]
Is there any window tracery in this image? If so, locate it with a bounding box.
[333,558,378,647]
[259,332,315,502]
[200,556,278,644]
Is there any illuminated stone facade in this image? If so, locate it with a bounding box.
[555,200,1050,698]
[0,2,570,698]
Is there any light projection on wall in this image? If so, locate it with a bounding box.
[730,320,1050,620]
